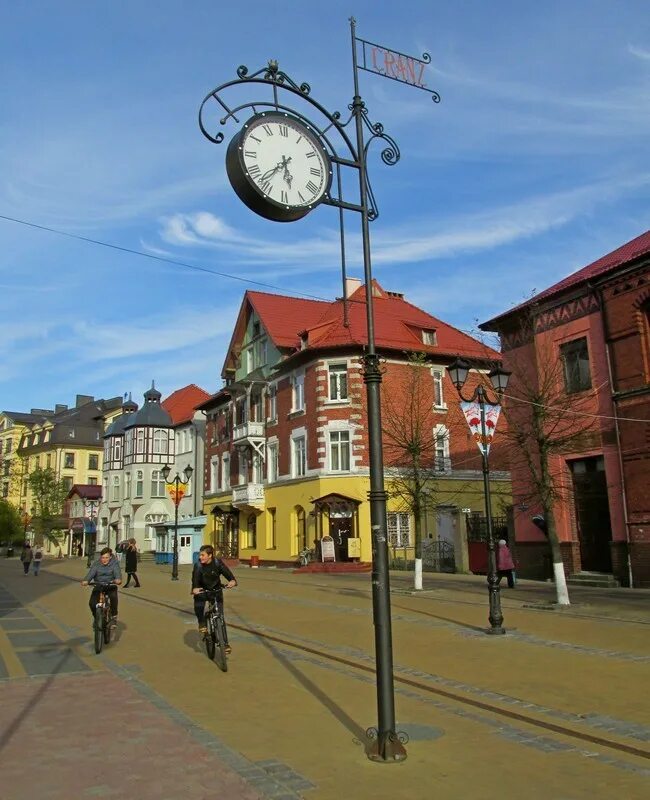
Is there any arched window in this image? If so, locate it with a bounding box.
[153,429,168,454]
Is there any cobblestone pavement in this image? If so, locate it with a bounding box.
[1,558,648,800]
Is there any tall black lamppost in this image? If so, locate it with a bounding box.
[161,464,193,581]
[447,358,511,634]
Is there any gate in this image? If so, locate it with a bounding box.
[466,513,508,574]
[422,539,456,573]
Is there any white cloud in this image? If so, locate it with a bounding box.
[628,44,650,61]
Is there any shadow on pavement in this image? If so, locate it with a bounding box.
[231,607,371,754]
[183,629,205,654]
[392,602,488,633]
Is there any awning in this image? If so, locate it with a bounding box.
[311,492,362,512]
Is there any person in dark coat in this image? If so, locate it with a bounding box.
[123,538,140,588]
[20,543,33,575]
[191,545,237,652]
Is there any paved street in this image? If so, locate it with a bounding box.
[0,557,648,800]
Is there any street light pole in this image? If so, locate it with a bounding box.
[447,358,511,635]
[162,464,193,582]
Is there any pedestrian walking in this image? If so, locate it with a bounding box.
[20,543,33,575]
[123,538,140,588]
[33,546,43,576]
[497,538,516,588]
[77,542,83,558]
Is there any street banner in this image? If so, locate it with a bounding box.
[460,401,501,456]
[166,484,185,505]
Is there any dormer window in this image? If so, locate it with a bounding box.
[422,329,437,346]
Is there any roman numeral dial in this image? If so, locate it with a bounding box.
[236,113,331,214]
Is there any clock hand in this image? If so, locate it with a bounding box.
[260,158,289,183]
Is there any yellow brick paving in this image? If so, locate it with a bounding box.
[1,558,648,800]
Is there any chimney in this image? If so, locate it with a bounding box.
[345,277,362,298]
[55,404,68,414]
[75,394,94,408]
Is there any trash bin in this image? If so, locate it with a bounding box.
[250,555,260,568]
[6,547,14,558]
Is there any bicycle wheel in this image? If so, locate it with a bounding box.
[204,615,216,660]
[103,607,112,645]
[94,607,104,654]
[215,615,228,673]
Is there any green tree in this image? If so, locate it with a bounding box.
[0,499,24,545]
[27,467,69,545]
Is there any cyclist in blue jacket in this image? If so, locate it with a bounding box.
[82,547,122,622]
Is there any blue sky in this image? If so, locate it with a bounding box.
[1,0,649,412]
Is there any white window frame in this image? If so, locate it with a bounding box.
[327,362,349,402]
[387,512,411,547]
[267,383,278,422]
[222,453,230,490]
[267,440,279,483]
[124,472,131,499]
[210,456,219,493]
[111,475,120,502]
[151,470,165,498]
[291,372,305,413]
[291,429,307,477]
[433,424,451,472]
[431,368,446,409]
[153,429,168,455]
[329,429,351,472]
[135,470,144,498]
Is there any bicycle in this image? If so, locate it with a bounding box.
[198,586,230,672]
[89,582,117,654]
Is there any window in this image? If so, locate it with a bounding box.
[151,470,165,497]
[247,513,257,549]
[329,430,351,471]
[3,461,9,476]
[387,512,411,547]
[88,454,99,471]
[114,439,122,461]
[253,321,260,338]
[422,329,437,345]
[112,475,120,501]
[267,508,276,549]
[135,470,144,498]
[210,456,219,493]
[103,477,108,498]
[561,337,592,393]
[136,429,145,453]
[5,438,12,453]
[292,436,306,477]
[238,450,249,485]
[292,372,305,412]
[125,430,133,456]
[432,369,445,408]
[328,363,348,401]
[64,452,75,469]
[104,440,110,461]
[153,429,168,454]
[267,442,279,483]
[268,384,277,421]
[122,515,131,538]
[434,424,451,472]
[46,454,51,469]
[222,454,230,490]
[88,477,98,486]
[124,472,131,499]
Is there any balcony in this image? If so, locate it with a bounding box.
[232,421,265,445]
[232,483,265,509]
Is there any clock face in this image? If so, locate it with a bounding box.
[226,113,332,221]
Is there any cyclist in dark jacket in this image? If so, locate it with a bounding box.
[82,547,122,621]
[191,545,236,651]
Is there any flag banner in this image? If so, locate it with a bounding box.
[460,401,502,456]
[166,485,186,505]
[354,36,440,101]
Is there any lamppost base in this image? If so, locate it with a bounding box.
[171,575,179,581]
[366,729,408,763]
[486,626,506,635]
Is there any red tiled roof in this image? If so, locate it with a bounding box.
[162,384,211,426]
[67,484,102,501]
[246,282,499,362]
[483,229,650,328]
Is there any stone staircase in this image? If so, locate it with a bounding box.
[138,551,156,563]
[567,571,620,588]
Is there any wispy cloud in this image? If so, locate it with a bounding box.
[628,44,650,61]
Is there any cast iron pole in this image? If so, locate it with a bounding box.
[172,482,180,581]
[478,387,505,634]
[350,17,406,763]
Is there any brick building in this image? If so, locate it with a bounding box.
[199,279,511,569]
[482,230,650,587]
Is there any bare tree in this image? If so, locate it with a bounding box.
[497,312,600,605]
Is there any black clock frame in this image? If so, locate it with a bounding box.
[225,111,333,223]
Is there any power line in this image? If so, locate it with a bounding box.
[502,390,650,424]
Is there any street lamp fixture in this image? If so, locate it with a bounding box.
[446,358,510,635]
[163,464,194,581]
